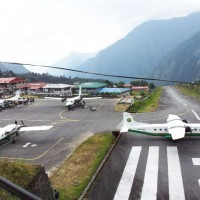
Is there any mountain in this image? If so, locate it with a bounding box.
[72,12,200,80]
[0,62,29,74]
[47,52,97,76]
[150,31,200,82]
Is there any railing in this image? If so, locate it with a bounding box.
[0,176,41,200]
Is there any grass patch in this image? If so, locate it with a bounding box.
[114,104,130,112]
[0,160,40,199]
[176,84,200,99]
[127,87,163,113]
[50,132,115,200]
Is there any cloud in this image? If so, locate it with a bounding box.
[0,0,199,68]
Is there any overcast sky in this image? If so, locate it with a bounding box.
[0,0,200,72]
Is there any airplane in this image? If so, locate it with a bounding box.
[62,86,85,110]
[0,91,28,108]
[46,86,101,110]
[121,112,200,140]
[0,120,53,143]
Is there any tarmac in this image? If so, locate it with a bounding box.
[0,97,121,172]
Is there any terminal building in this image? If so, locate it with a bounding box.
[73,82,108,95]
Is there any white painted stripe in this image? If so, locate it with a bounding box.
[183,103,187,107]
[114,146,142,200]
[191,109,200,120]
[141,146,159,200]
[167,147,185,200]
[192,158,200,165]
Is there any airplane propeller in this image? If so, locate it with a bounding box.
[21,120,25,127]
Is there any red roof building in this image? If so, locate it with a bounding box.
[0,77,25,92]
[17,83,47,94]
[123,84,132,88]
[132,86,149,91]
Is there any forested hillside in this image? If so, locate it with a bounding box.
[151,31,200,82]
[0,70,106,84]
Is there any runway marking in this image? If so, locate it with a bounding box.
[169,88,188,107]
[167,147,185,200]
[0,137,63,161]
[141,146,159,200]
[59,109,68,119]
[96,103,104,110]
[192,158,200,165]
[169,89,179,100]
[113,146,142,200]
[59,109,80,121]
[23,143,31,148]
[191,110,200,120]
[192,158,200,188]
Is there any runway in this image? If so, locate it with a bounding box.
[86,86,200,200]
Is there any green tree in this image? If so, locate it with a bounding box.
[116,81,125,88]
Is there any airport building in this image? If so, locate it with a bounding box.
[17,83,47,94]
[131,86,149,91]
[98,88,131,97]
[73,82,108,95]
[0,77,25,95]
[43,84,72,96]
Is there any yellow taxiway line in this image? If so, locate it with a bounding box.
[0,137,63,161]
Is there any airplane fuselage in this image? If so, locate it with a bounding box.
[129,123,200,138]
[0,124,22,142]
[66,96,85,110]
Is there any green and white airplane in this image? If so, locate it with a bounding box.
[0,121,53,143]
[121,112,200,140]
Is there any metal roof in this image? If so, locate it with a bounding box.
[98,88,130,93]
[43,84,72,89]
[0,77,24,84]
[132,86,149,90]
[74,82,107,89]
[17,83,47,89]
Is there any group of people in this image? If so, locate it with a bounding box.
[22,97,35,105]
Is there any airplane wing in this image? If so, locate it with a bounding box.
[83,97,102,100]
[44,97,62,100]
[19,125,53,132]
[167,115,185,140]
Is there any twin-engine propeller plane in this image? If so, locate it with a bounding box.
[61,86,85,110]
[46,86,101,110]
[121,112,200,140]
[0,121,53,143]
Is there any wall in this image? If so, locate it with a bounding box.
[26,166,54,200]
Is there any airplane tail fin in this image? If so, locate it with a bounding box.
[120,112,136,133]
[15,90,20,98]
[79,86,82,96]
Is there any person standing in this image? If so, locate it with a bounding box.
[54,189,59,200]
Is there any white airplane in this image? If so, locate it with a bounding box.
[0,91,28,108]
[121,112,200,140]
[46,86,101,110]
[0,121,53,143]
[62,86,85,110]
